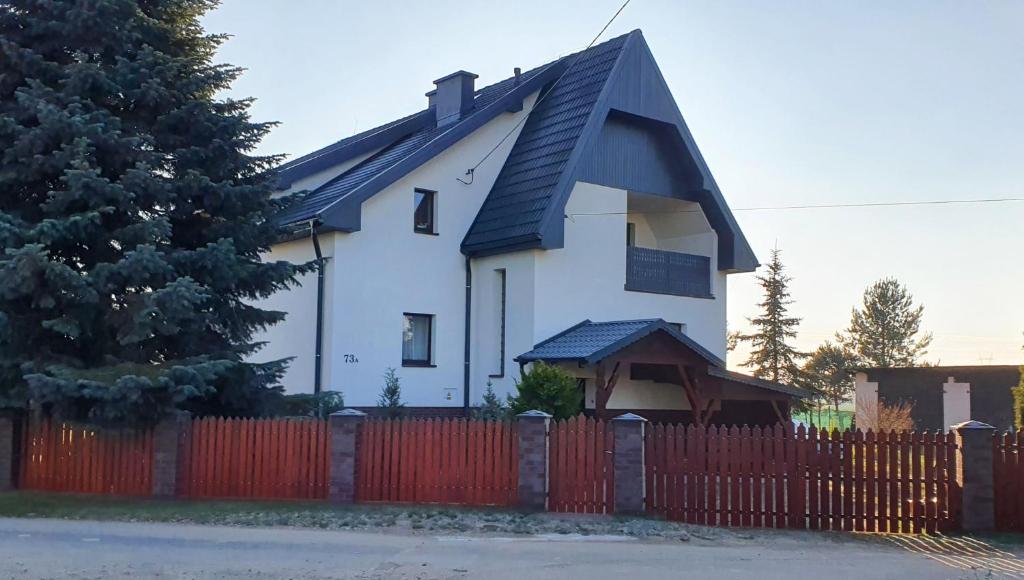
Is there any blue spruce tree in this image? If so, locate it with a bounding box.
[0,0,309,426]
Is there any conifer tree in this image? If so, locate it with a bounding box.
[739,249,804,385]
[0,0,307,426]
[377,368,405,418]
[839,278,932,367]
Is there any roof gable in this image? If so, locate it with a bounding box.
[461,30,757,272]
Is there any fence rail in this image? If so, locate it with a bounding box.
[645,424,960,533]
[548,416,614,513]
[19,420,154,495]
[356,418,517,506]
[9,414,1014,537]
[994,430,1024,532]
[180,417,329,500]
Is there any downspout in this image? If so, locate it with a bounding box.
[463,256,472,416]
[309,221,326,398]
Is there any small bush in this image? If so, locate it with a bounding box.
[474,382,508,421]
[857,397,915,432]
[507,362,581,420]
[276,391,345,418]
[377,367,405,418]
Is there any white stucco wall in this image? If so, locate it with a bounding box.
[854,372,879,427]
[250,235,337,393]
[942,377,971,430]
[532,182,728,360]
[469,250,537,401]
[255,92,540,405]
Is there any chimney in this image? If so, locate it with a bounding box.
[427,70,478,127]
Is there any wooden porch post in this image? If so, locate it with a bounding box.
[678,364,705,427]
[594,360,621,420]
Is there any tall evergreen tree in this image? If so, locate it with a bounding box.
[839,278,932,367]
[739,249,804,385]
[0,0,307,426]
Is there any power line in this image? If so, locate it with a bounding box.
[456,0,634,185]
[568,197,1024,216]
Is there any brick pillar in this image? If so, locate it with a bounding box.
[516,410,551,511]
[152,413,189,497]
[612,413,647,515]
[329,409,366,503]
[0,413,14,492]
[953,420,996,532]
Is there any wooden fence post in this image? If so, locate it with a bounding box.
[612,412,647,515]
[953,420,995,532]
[152,413,190,498]
[329,409,366,503]
[516,410,551,511]
[0,413,14,491]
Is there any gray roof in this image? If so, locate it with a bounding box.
[460,34,628,254]
[516,319,725,368]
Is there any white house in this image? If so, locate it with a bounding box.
[256,30,805,425]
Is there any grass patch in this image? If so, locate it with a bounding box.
[0,491,697,541]
[0,492,453,530]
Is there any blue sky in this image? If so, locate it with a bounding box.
[203,0,1023,366]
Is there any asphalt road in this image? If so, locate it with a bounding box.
[0,517,1014,579]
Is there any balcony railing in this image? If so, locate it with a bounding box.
[625,246,712,298]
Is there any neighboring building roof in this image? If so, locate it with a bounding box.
[516,318,807,398]
[274,30,757,271]
[515,318,724,367]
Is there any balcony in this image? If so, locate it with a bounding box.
[625,246,712,298]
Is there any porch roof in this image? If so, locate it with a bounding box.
[707,367,807,398]
[515,319,724,367]
[516,318,807,399]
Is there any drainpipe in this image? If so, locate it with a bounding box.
[463,256,472,416]
[309,221,326,398]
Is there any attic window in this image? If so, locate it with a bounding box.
[414,189,436,234]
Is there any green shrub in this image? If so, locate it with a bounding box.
[276,391,345,418]
[377,368,405,418]
[507,362,581,420]
[474,382,509,421]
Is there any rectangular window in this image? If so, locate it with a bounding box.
[490,269,507,377]
[626,222,636,247]
[402,313,433,366]
[414,189,436,234]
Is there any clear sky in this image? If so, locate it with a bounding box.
[203,0,1024,367]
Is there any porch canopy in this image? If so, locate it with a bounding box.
[516,319,806,426]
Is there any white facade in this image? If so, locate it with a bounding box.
[254,96,739,409]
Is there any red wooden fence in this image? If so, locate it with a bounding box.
[646,425,960,533]
[356,418,517,506]
[548,416,614,513]
[994,430,1024,532]
[19,420,154,495]
[180,417,329,500]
